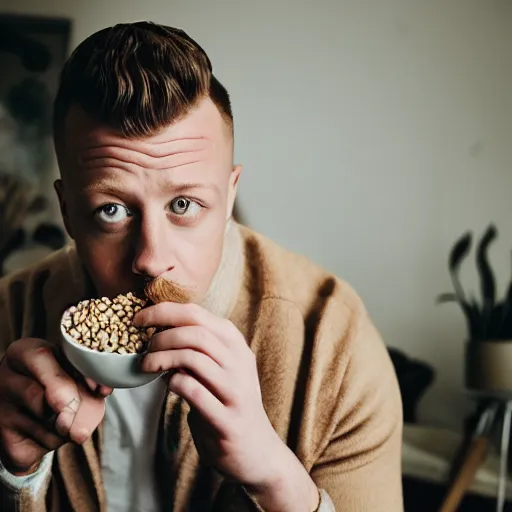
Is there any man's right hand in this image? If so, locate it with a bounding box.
[0,338,109,476]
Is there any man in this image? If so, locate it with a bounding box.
[0,22,403,511]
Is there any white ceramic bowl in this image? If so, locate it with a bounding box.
[60,315,161,389]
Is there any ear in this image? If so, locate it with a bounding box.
[54,179,74,239]
[227,164,242,220]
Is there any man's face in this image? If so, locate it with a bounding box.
[55,98,241,300]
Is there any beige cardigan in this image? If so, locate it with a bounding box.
[0,223,403,511]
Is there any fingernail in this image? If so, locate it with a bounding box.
[99,386,113,397]
[55,410,75,437]
[140,356,150,373]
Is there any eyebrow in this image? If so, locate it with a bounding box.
[81,178,220,196]
[171,181,221,195]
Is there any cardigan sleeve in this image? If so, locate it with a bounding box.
[0,271,54,511]
[308,285,404,511]
[0,453,54,511]
[241,278,403,512]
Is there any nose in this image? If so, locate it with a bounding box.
[131,213,174,278]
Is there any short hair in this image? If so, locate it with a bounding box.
[53,21,233,139]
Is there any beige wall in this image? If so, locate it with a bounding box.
[2,0,512,431]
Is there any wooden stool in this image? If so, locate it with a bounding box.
[440,399,512,512]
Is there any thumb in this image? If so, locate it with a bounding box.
[66,383,107,444]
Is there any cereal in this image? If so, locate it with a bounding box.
[62,292,153,355]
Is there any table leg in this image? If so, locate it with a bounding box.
[440,403,497,512]
[497,401,512,512]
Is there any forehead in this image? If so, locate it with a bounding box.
[58,97,232,166]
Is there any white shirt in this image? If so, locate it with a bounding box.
[101,378,169,512]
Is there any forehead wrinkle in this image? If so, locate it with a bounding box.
[77,136,214,171]
[79,152,205,172]
[81,136,212,158]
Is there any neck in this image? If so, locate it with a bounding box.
[201,219,244,319]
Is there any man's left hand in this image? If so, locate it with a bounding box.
[134,302,319,512]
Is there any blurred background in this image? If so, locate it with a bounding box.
[0,0,511,509]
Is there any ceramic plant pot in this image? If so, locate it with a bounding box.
[466,340,512,393]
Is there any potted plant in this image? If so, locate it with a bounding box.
[438,224,512,393]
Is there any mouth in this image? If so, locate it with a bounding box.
[94,276,194,305]
[143,276,192,305]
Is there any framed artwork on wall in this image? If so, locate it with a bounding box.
[0,14,71,275]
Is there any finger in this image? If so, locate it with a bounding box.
[97,385,113,397]
[0,370,49,420]
[84,378,98,393]
[66,383,106,445]
[135,303,242,352]
[144,349,232,404]
[6,340,106,440]
[168,370,226,433]
[55,353,110,397]
[3,403,65,452]
[134,302,230,339]
[84,378,113,398]
[148,326,230,367]
[6,340,81,416]
[0,428,48,474]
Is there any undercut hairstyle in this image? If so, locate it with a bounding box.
[53,21,233,139]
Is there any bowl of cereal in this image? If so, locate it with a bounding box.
[60,292,160,388]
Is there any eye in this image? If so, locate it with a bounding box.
[96,204,131,224]
[170,197,201,217]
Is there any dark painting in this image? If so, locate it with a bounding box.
[0,14,70,275]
